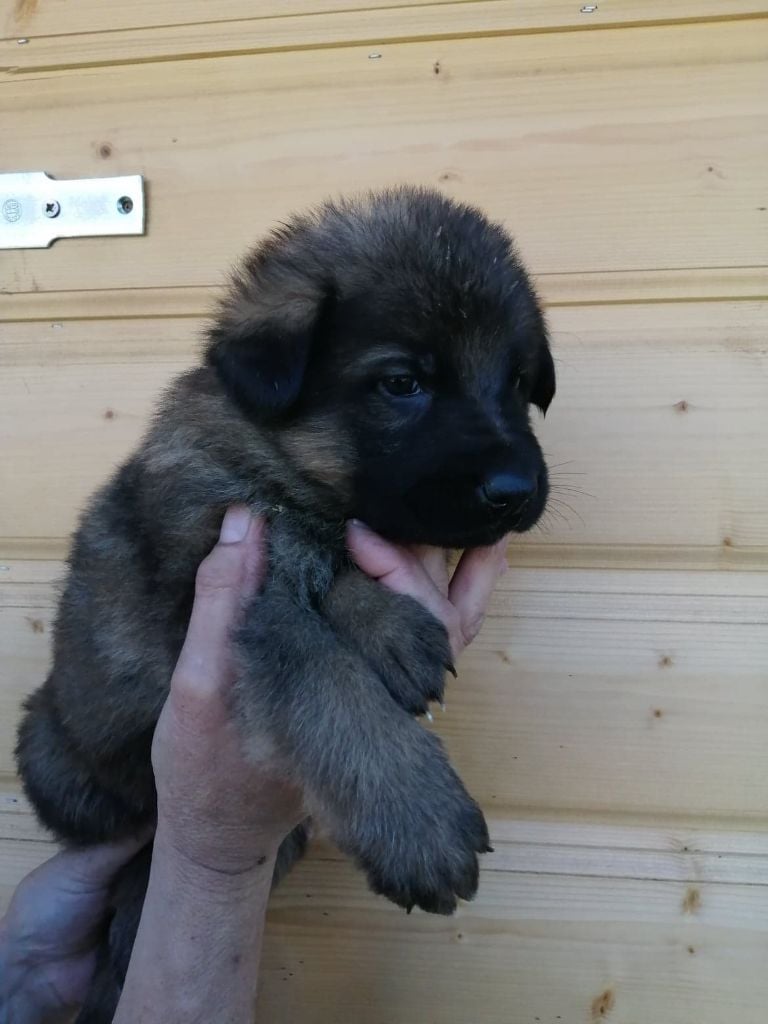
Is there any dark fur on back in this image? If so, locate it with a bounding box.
[15,187,555,1022]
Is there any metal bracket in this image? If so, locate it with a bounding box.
[0,172,145,249]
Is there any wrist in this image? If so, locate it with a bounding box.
[115,824,275,1023]
[152,822,280,893]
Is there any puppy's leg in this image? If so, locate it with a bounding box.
[236,584,490,915]
[15,684,154,844]
[323,569,453,716]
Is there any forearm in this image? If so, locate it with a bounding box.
[113,826,276,1024]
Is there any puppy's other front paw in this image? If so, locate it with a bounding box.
[324,573,453,717]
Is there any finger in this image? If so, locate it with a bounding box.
[35,828,154,893]
[171,507,264,705]
[448,537,508,652]
[411,545,450,596]
[347,521,448,623]
[346,520,413,578]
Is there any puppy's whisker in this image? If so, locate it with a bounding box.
[549,483,596,500]
[546,497,585,529]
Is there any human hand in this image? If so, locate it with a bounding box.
[0,832,149,1023]
[346,521,508,659]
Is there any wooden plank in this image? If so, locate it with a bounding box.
[2,302,766,551]
[2,562,767,820]
[1,0,462,39]
[3,267,768,325]
[1,21,766,296]
[3,0,763,47]
[3,1,766,73]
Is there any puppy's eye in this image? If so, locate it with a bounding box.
[380,375,422,397]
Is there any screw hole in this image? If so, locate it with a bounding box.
[117,196,133,214]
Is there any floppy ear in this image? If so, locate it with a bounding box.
[530,340,556,415]
[206,266,326,417]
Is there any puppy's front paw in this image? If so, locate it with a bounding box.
[324,573,453,716]
[345,743,491,915]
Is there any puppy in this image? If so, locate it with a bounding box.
[15,187,555,1020]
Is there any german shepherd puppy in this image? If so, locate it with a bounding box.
[15,187,555,1019]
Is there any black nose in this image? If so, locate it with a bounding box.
[479,471,538,510]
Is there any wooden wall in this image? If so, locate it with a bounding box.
[2,2,767,1021]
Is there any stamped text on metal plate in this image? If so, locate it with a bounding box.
[0,172,145,249]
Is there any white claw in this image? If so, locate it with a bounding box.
[440,702,447,713]
[425,710,434,723]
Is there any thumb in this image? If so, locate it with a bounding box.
[58,829,154,890]
[171,506,265,708]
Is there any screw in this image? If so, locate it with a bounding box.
[117,196,133,214]
[44,201,60,218]
[17,37,29,45]
[580,4,598,11]
[368,52,383,60]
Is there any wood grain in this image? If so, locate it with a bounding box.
[1,0,467,39]
[2,21,766,296]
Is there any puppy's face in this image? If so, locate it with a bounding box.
[208,189,555,548]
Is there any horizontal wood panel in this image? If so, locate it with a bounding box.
[2,302,766,552]
[1,0,467,39]
[2,21,766,297]
[3,563,766,819]
[4,1,767,73]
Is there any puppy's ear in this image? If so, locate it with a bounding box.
[206,265,327,416]
[530,340,556,415]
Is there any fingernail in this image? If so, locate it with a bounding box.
[347,518,372,532]
[220,506,251,544]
